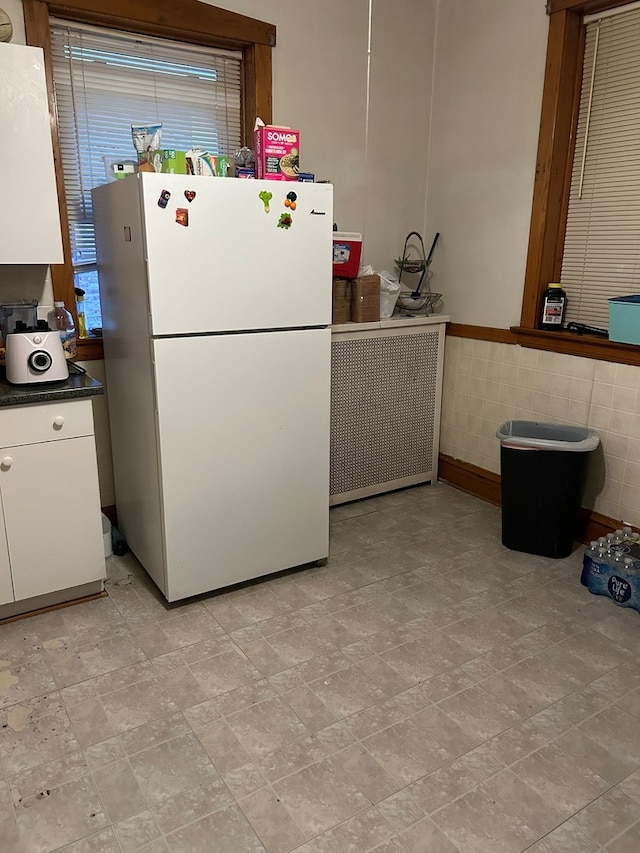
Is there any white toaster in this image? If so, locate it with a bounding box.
[5,328,69,384]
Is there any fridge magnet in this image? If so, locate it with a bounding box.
[284,191,297,211]
[157,189,171,208]
[175,208,189,227]
[184,190,196,203]
[258,190,272,213]
[277,212,293,230]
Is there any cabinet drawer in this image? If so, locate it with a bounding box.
[0,399,95,448]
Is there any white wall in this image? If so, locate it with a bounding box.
[210,0,437,271]
[427,0,640,527]
[1,0,439,505]
[425,0,548,327]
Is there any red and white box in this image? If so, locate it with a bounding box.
[332,232,362,279]
[254,121,300,181]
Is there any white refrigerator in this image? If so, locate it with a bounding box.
[93,173,333,601]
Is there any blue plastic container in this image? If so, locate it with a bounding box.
[609,295,640,345]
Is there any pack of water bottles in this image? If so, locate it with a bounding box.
[581,526,640,612]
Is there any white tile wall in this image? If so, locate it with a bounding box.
[441,337,640,527]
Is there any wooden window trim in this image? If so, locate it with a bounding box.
[514,0,640,365]
[23,0,274,361]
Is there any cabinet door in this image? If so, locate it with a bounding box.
[0,488,14,605]
[0,44,63,264]
[1,437,105,601]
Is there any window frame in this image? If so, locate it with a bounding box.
[24,0,275,360]
[513,0,640,367]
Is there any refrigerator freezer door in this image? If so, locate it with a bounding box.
[139,174,333,335]
[152,328,330,600]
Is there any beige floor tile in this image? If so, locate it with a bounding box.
[256,735,328,784]
[9,753,108,853]
[0,651,57,711]
[458,742,507,781]
[292,807,397,852]
[540,819,601,852]
[412,704,484,757]
[576,705,640,780]
[44,628,147,688]
[377,788,427,833]
[153,665,210,709]
[225,695,308,757]
[555,725,638,784]
[283,685,339,731]
[482,768,564,836]
[378,631,474,684]
[64,696,118,750]
[195,717,251,773]
[118,712,190,755]
[479,719,550,767]
[619,768,640,803]
[568,786,640,846]
[400,816,462,853]
[406,759,479,815]
[272,757,369,838]
[511,743,610,818]
[93,758,147,823]
[432,786,538,853]
[55,827,122,852]
[165,802,267,852]
[606,820,640,853]
[6,483,640,853]
[306,663,396,720]
[435,684,521,743]
[0,693,79,779]
[188,648,262,698]
[362,718,453,785]
[113,809,162,852]
[223,762,267,798]
[152,779,234,834]
[239,785,307,853]
[334,741,402,802]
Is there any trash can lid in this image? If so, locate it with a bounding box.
[496,420,600,452]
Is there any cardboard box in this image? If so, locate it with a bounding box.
[332,279,351,324]
[254,124,300,181]
[351,275,380,323]
[609,295,640,345]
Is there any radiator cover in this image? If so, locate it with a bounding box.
[330,323,445,504]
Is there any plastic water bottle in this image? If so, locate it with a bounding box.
[581,541,600,586]
[47,301,77,358]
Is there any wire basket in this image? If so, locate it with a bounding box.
[394,231,441,314]
[396,290,443,315]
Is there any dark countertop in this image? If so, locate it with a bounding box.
[0,363,103,407]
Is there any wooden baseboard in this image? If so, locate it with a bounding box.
[446,324,517,344]
[0,590,107,626]
[438,453,619,544]
[439,454,501,505]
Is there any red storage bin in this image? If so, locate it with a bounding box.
[332,232,362,279]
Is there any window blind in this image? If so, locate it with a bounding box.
[561,6,640,328]
[50,20,242,275]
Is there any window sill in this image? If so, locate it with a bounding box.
[511,326,640,367]
[75,337,104,361]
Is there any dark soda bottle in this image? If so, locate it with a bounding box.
[539,283,567,330]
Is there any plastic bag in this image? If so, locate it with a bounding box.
[379,270,401,318]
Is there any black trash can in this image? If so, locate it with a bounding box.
[496,420,599,558]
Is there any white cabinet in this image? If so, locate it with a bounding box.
[0,43,63,264]
[330,317,448,504]
[0,399,104,611]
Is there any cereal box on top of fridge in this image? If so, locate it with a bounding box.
[254,118,300,181]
